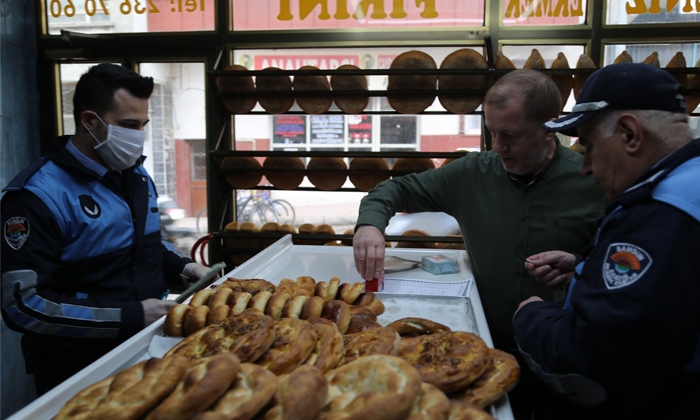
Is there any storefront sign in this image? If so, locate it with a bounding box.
[255,55,360,70]
[504,0,584,18]
[310,115,344,144]
[277,0,438,20]
[273,115,306,144]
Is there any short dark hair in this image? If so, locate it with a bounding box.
[73,63,154,125]
[484,68,562,125]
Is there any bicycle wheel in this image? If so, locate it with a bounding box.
[269,199,296,225]
[249,202,280,226]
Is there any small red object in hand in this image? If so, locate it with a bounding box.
[365,277,384,292]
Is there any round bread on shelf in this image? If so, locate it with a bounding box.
[262,156,306,190]
[449,347,521,409]
[306,157,347,190]
[349,157,390,191]
[304,318,344,372]
[293,65,333,114]
[387,50,438,114]
[395,228,436,249]
[642,51,660,67]
[494,50,516,82]
[256,317,318,375]
[263,364,328,420]
[339,326,402,366]
[391,156,435,177]
[216,64,257,114]
[330,64,370,114]
[550,52,573,112]
[438,48,488,114]
[255,67,294,114]
[220,156,263,189]
[574,54,596,101]
[523,48,546,69]
[408,382,451,420]
[613,50,633,64]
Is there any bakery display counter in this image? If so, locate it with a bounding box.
[9,235,514,420]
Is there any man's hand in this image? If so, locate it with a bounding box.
[181,262,220,287]
[141,298,177,326]
[524,250,577,288]
[353,225,387,281]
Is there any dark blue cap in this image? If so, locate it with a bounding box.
[544,62,686,136]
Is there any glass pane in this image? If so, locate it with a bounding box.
[502,0,587,26]
[139,62,207,247]
[44,0,215,35]
[232,0,484,31]
[606,0,700,25]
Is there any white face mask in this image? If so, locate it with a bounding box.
[82,113,145,171]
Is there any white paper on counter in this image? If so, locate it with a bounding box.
[380,277,473,297]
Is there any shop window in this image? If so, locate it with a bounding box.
[44,0,215,34]
[231,0,485,31]
[191,140,207,181]
[606,0,700,25]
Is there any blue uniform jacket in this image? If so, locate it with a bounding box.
[513,138,700,417]
[1,136,191,341]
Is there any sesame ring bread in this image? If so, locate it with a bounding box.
[398,330,491,393]
[449,348,520,408]
[321,354,422,420]
[145,353,241,420]
[446,400,495,420]
[304,318,345,373]
[165,309,276,363]
[256,317,318,375]
[183,305,210,336]
[301,295,326,320]
[229,291,253,316]
[192,363,278,420]
[337,281,365,305]
[54,356,190,420]
[339,326,402,367]
[386,317,451,337]
[321,299,352,334]
[164,303,191,337]
[406,382,451,420]
[219,278,277,296]
[264,365,329,420]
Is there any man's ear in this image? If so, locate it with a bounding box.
[617,114,643,154]
[79,111,99,132]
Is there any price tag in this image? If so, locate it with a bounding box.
[379,277,472,297]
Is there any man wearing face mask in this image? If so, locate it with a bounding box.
[1,63,212,395]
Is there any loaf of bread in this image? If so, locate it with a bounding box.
[574,54,596,101]
[438,48,488,114]
[306,157,347,190]
[550,52,573,112]
[613,50,633,64]
[642,51,660,67]
[256,67,294,114]
[391,157,435,177]
[293,65,333,114]
[216,64,257,114]
[665,51,687,91]
[395,229,436,249]
[330,64,369,114]
[262,156,305,190]
[220,156,263,189]
[523,49,546,69]
[387,50,437,114]
[349,157,390,191]
[494,50,516,82]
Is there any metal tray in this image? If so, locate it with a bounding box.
[9,235,513,420]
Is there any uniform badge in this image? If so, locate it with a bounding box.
[79,194,101,219]
[603,243,652,290]
[4,217,30,250]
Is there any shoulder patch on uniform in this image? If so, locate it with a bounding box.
[603,243,652,290]
[5,217,30,250]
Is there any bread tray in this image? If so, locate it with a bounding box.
[8,235,513,420]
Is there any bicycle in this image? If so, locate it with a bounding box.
[236,190,296,226]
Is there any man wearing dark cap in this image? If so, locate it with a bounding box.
[513,62,700,418]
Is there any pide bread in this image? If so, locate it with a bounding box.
[256,317,318,375]
[322,355,422,420]
[387,317,451,337]
[387,50,438,114]
[304,318,345,372]
[220,156,263,189]
[145,353,241,420]
[216,64,256,114]
[262,156,305,190]
[438,48,488,114]
[265,365,328,420]
[192,363,277,420]
[293,65,333,114]
[339,326,401,366]
[349,157,390,192]
[256,67,294,114]
[406,382,451,420]
[331,64,369,114]
[449,348,520,408]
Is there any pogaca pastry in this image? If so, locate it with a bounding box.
[449,348,520,408]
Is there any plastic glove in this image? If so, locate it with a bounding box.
[181,262,219,287]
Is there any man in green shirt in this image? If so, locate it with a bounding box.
[354,68,608,420]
